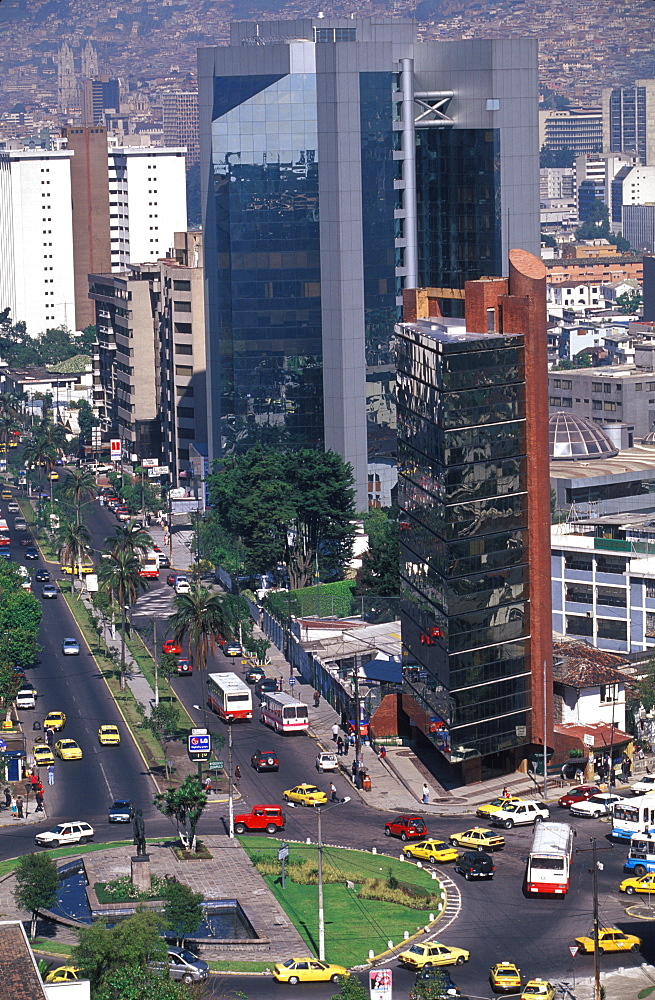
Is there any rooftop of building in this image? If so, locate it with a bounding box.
[554,721,632,748]
[0,921,47,1000]
[549,411,619,461]
[395,316,512,346]
[2,354,92,382]
[549,363,650,379]
[299,619,401,663]
[553,639,630,688]
[550,444,655,481]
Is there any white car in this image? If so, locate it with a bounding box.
[175,578,191,594]
[631,776,655,795]
[569,792,624,818]
[316,752,339,772]
[7,502,19,512]
[35,821,94,847]
[62,638,80,656]
[488,799,549,829]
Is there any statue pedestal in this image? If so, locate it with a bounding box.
[131,855,151,892]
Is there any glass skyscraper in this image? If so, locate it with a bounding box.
[199,18,539,508]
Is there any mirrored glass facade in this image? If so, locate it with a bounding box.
[211,73,323,453]
[397,321,532,758]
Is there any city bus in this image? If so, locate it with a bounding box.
[526,822,574,895]
[624,833,655,876]
[260,692,309,734]
[208,672,252,722]
[611,793,655,841]
[139,549,160,579]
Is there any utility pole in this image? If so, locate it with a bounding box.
[543,658,548,798]
[153,616,159,707]
[353,664,362,785]
[317,804,325,961]
[577,837,612,1000]
[228,722,234,838]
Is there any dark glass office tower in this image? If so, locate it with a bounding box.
[397,252,552,779]
[199,19,539,507]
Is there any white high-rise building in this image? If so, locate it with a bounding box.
[107,147,187,270]
[0,150,76,336]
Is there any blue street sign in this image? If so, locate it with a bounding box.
[0,739,7,752]
[288,677,296,686]
[188,733,211,754]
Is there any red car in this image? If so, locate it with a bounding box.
[176,657,193,675]
[162,639,182,655]
[558,784,602,808]
[384,815,428,841]
[166,572,176,586]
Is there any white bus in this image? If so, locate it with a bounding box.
[526,822,574,895]
[624,833,655,876]
[611,793,655,841]
[208,672,252,722]
[260,692,309,734]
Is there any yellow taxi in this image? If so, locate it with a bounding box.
[476,796,522,819]
[60,562,94,575]
[8,439,17,448]
[44,967,79,984]
[33,743,55,767]
[98,724,121,746]
[48,471,59,480]
[1,490,12,501]
[619,873,655,895]
[55,738,83,761]
[283,783,328,807]
[490,961,522,992]
[521,981,556,1000]
[403,838,459,863]
[449,828,505,852]
[575,927,641,954]
[44,711,66,731]
[272,958,349,984]
[399,941,470,969]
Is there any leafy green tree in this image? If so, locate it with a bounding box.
[76,398,98,446]
[80,325,97,353]
[73,909,169,991]
[105,522,153,560]
[637,657,655,713]
[617,290,643,314]
[154,775,207,852]
[39,327,78,365]
[539,144,575,168]
[409,972,456,1000]
[159,652,179,682]
[169,586,228,673]
[541,232,557,249]
[162,877,203,946]
[61,468,96,525]
[0,661,23,720]
[141,702,180,780]
[57,519,92,594]
[13,852,58,940]
[0,577,42,669]
[207,446,356,588]
[95,967,194,1000]
[331,977,368,1000]
[355,508,399,597]
[99,550,147,689]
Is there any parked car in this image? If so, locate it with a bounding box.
[234,804,285,834]
[631,775,655,795]
[251,749,280,772]
[152,946,209,985]
[224,641,242,657]
[384,815,427,841]
[35,821,94,847]
[454,851,495,880]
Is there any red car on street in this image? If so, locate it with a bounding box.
[384,815,428,841]
[558,784,602,808]
[162,639,182,655]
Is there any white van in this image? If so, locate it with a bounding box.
[16,685,36,710]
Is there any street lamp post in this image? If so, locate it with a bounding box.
[227,721,234,839]
[315,797,350,961]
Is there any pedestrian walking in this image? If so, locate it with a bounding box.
[377,745,387,760]
[336,736,344,756]
[35,791,44,813]
[48,763,55,785]
[30,773,38,791]
[330,781,337,802]
[10,796,17,819]
[421,783,429,805]
[4,787,10,808]
[204,776,212,795]
[331,723,339,743]
[349,732,356,749]
[502,786,509,799]
[16,795,23,818]
[234,765,241,786]
[313,690,320,708]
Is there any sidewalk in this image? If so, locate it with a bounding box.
[147,522,194,573]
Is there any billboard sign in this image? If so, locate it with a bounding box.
[110,439,121,462]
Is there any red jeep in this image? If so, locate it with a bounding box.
[234,804,285,835]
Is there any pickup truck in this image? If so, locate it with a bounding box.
[233,804,285,835]
[488,800,549,829]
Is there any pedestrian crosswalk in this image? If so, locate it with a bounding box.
[132,588,175,619]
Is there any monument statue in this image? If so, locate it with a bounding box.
[133,808,147,856]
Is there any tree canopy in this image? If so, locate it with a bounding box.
[94,967,193,1000]
[206,446,356,589]
[154,775,207,852]
[162,877,203,946]
[73,909,169,991]
[355,507,399,598]
[13,852,58,940]
[617,290,643,315]
[0,310,92,368]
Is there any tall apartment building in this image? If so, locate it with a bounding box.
[603,81,655,166]
[81,78,120,127]
[108,147,187,270]
[0,149,75,335]
[162,92,199,166]
[397,250,551,779]
[199,17,540,509]
[611,165,655,230]
[574,152,639,225]
[624,205,655,254]
[159,231,207,478]
[539,108,603,156]
[62,126,112,330]
[90,231,205,478]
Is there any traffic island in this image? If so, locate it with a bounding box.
[240,837,447,968]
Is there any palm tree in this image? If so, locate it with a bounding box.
[99,550,147,690]
[169,586,228,674]
[57,520,92,595]
[61,469,96,525]
[24,418,67,501]
[105,522,153,560]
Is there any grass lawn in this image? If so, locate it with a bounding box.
[239,838,444,968]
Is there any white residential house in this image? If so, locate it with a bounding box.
[553,640,628,731]
[547,281,602,318]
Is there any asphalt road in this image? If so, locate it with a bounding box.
[6,488,655,999]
